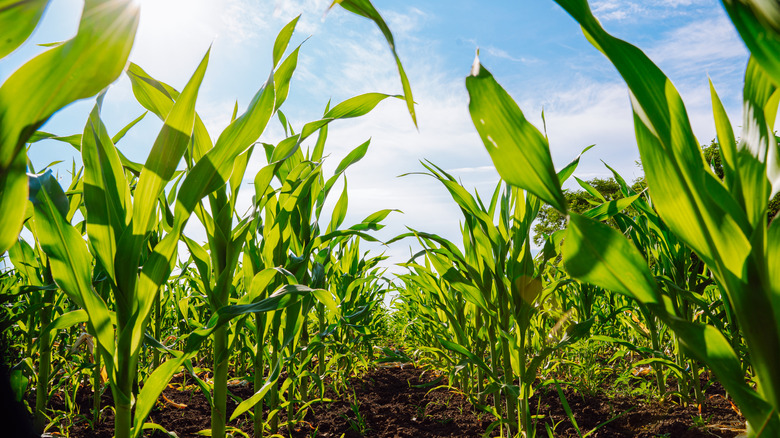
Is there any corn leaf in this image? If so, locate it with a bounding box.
[29,171,116,381]
[273,15,300,68]
[331,0,417,127]
[466,58,567,213]
[0,0,50,58]
[563,213,662,307]
[0,0,138,254]
[82,96,132,285]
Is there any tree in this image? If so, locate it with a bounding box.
[533,177,625,246]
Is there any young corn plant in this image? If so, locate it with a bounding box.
[467,0,780,434]
[393,160,593,438]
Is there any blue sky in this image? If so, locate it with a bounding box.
[1,0,749,269]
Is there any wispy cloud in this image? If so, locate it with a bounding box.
[484,46,539,64]
[646,16,747,78]
[592,0,711,22]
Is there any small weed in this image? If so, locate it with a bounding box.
[690,413,712,428]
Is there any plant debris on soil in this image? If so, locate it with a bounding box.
[38,366,746,437]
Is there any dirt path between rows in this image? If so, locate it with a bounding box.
[50,366,745,437]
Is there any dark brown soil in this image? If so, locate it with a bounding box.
[35,366,745,437]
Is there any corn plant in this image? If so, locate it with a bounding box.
[392,160,594,437]
[467,0,780,434]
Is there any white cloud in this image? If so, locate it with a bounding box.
[484,46,539,64]
[647,16,747,76]
[592,0,712,22]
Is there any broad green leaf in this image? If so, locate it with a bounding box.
[740,58,776,223]
[132,354,196,438]
[132,48,209,239]
[9,368,28,403]
[0,0,139,254]
[82,97,131,285]
[722,0,780,88]
[174,70,275,224]
[126,63,180,119]
[668,319,779,436]
[28,132,82,149]
[710,81,739,190]
[274,46,300,110]
[563,213,662,307]
[230,361,281,420]
[273,15,299,68]
[116,48,209,296]
[29,172,116,380]
[40,309,88,335]
[0,0,49,58]
[553,0,751,277]
[466,58,567,213]
[324,93,399,119]
[331,0,417,127]
[438,337,495,378]
[8,237,41,286]
[574,176,607,202]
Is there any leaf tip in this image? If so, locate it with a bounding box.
[470,48,481,77]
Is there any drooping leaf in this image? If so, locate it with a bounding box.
[331,0,417,127]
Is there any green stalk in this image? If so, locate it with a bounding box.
[268,347,279,434]
[212,324,228,438]
[93,337,102,425]
[34,288,54,431]
[153,292,161,369]
[254,313,265,438]
[317,303,326,377]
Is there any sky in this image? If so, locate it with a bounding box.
[0,0,750,273]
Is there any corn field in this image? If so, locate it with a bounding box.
[1,1,779,437]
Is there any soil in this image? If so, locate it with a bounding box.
[34,366,746,437]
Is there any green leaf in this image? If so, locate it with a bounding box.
[82,97,132,285]
[40,309,88,336]
[553,0,750,277]
[116,47,209,296]
[230,361,281,420]
[582,193,641,222]
[710,81,739,191]
[324,92,398,119]
[327,177,349,233]
[563,213,662,307]
[29,172,116,381]
[721,0,780,88]
[9,369,28,403]
[466,58,567,213]
[273,15,300,68]
[558,144,595,183]
[332,0,417,127]
[8,237,41,286]
[274,46,300,110]
[0,0,139,254]
[335,138,371,175]
[132,354,196,438]
[0,0,50,58]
